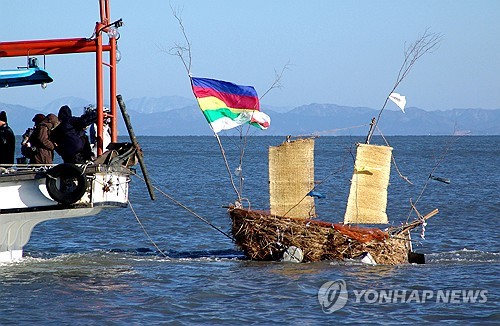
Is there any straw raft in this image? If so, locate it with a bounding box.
[228,207,410,265]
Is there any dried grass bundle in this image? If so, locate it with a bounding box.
[344,143,393,224]
[229,207,409,265]
[269,138,315,218]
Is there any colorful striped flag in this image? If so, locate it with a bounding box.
[191,77,270,133]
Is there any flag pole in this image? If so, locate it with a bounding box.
[214,133,242,204]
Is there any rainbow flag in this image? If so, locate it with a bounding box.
[191,77,270,133]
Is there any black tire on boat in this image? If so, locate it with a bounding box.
[46,163,87,205]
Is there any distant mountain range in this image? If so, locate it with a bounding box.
[1,96,499,136]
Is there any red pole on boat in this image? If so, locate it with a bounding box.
[109,36,118,143]
[99,0,118,146]
[96,22,104,156]
[100,0,110,26]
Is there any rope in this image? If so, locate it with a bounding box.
[296,123,370,138]
[11,163,57,167]
[405,136,458,223]
[131,171,235,241]
[282,146,350,218]
[127,199,168,257]
[376,126,413,185]
[215,126,257,205]
[237,126,251,200]
[90,170,165,254]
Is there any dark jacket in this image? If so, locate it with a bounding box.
[29,114,59,164]
[0,123,15,165]
[51,106,88,163]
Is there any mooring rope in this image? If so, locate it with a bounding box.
[376,126,413,185]
[127,199,168,257]
[404,136,458,223]
[131,171,235,241]
[282,147,350,218]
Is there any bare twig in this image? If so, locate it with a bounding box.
[168,4,192,74]
[260,61,292,100]
[366,29,442,143]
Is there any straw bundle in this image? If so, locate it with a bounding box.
[269,138,315,218]
[229,207,409,265]
[344,143,393,224]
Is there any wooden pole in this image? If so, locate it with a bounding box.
[394,208,439,235]
[214,133,241,203]
[365,117,376,144]
[117,94,155,200]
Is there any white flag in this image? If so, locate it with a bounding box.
[389,92,406,113]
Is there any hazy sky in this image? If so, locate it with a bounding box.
[1,0,499,111]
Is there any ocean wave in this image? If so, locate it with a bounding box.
[426,248,499,264]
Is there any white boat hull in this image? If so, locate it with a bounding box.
[0,165,131,263]
[0,207,103,262]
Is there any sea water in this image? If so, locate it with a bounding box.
[0,136,498,324]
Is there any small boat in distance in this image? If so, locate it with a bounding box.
[0,0,147,263]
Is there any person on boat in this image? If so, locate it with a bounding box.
[51,105,95,164]
[0,111,16,166]
[86,105,111,157]
[21,113,46,161]
[29,114,59,165]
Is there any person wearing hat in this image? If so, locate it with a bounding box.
[51,105,95,163]
[20,113,46,162]
[32,113,46,125]
[29,113,59,165]
[0,110,16,166]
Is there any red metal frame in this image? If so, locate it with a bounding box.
[0,0,118,155]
